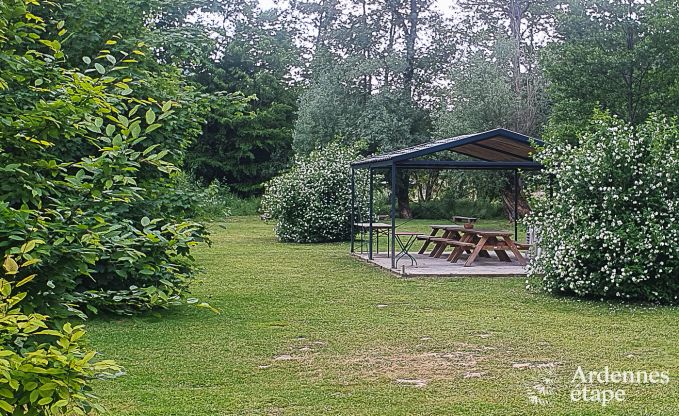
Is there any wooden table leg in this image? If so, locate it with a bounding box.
[464,236,489,267]
[436,230,461,258]
[485,236,510,262]
[495,249,511,262]
[502,236,527,266]
[447,233,473,262]
[419,228,438,254]
[431,229,452,258]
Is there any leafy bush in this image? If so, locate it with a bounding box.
[0,0,211,316]
[527,113,679,303]
[0,257,120,415]
[261,143,368,243]
[172,175,261,220]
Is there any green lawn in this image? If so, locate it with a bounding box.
[89,216,679,415]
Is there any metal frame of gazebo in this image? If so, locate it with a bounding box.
[349,128,547,269]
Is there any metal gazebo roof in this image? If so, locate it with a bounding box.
[351,128,545,170]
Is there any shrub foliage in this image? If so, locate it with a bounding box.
[528,113,679,303]
[0,258,121,415]
[262,143,368,243]
[0,0,210,317]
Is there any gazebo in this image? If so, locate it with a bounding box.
[349,128,546,269]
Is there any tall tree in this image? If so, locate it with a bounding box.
[292,0,454,217]
[453,0,554,136]
[434,0,553,219]
[189,6,300,195]
[543,0,679,142]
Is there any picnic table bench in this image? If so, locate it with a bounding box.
[452,216,477,224]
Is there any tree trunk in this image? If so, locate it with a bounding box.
[501,174,530,220]
[395,0,419,219]
[403,0,418,99]
[397,171,412,218]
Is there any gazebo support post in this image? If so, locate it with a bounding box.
[513,169,519,241]
[390,163,397,269]
[350,168,355,253]
[368,168,374,260]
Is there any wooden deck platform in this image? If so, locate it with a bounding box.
[352,251,528,277]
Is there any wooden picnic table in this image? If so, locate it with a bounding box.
[447,229,527,267]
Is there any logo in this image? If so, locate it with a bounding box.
[569,366,670,407]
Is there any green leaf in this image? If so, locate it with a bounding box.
[0,400,13,412]
[82,56,91,65]
[37,396,52,406]
[94,63,105,74]
[51,400,69,411]
[145,109,156,124]
[35,330,64,337]
[20,240,36,253]
[1,280,12,297]
[142,144,160,155]
[3,256,18,275]
[16,274,36,287]
[130,123,141,138]
[145,123,162,134]
[141,217,150,227]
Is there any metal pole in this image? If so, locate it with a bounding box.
[391,163,397,269]
[368,168,374,260]
[350,168,355,253]
[514,169,519,241]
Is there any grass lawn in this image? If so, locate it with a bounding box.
[89,216,679,415]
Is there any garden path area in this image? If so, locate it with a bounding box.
[89,217,679,415]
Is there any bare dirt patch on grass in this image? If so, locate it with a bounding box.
[264,337,328,368]
[341,343,494,387]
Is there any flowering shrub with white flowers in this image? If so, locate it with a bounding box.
[261,143,369,243]
[527,113,679,303]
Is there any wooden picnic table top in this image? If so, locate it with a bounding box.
[442,225,469,231]
[459,229,512,237]
[429,224,457,229]
[395,231,423,236]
